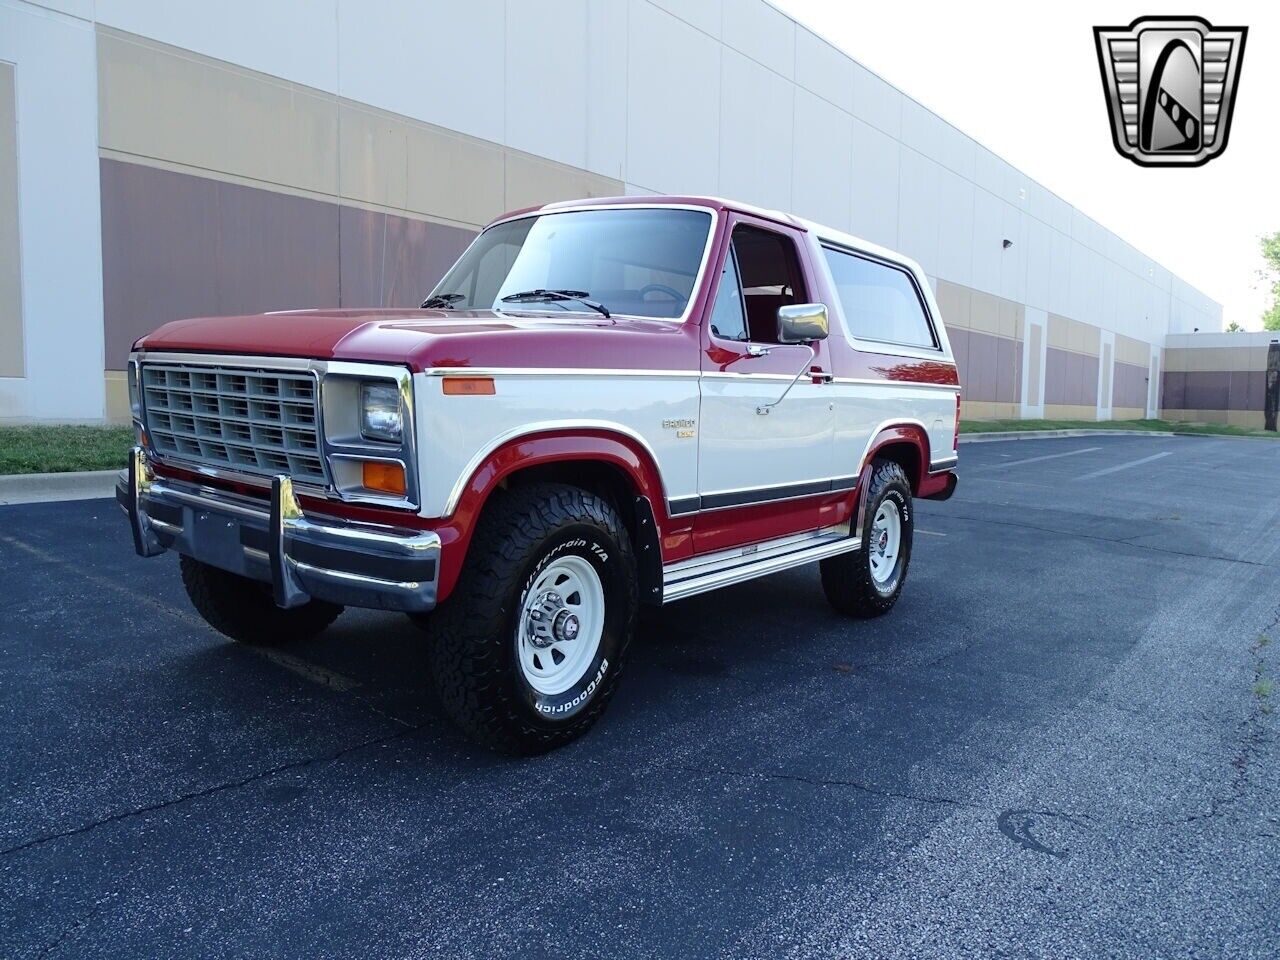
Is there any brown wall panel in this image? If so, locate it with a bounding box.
[338,207,475,309]
[1113,360,1148,410]
[1162,369,1266,412]
[1181,371,1230,411]
[949,326,1021,404]
[102,159,480,368]
[995,334,1018,404]
[102,158,339,368]
[1045,347,1099,407]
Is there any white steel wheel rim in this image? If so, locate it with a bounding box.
[869,500,902,586]
[517,555,606,696]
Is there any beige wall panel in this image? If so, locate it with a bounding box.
[1237,346,1269,371]
[1115,333,1150,367]
[403,121,505,227]
[997,297,1019,341]
[1047,313,1071,351]
[1164,347,1187,373]
[504,151,623,212]
[338,102,410,212]
[934,279,970,329]
[104,371,129,424]
[1163,408,1230,424]
[1112,407,1145,421]
[1179,346,1256,372]
[1184,347,1232,372]
[969,290,1001,337]
[960,400,1019,421]
[1078,321,1100,357]
[1047,313,1101,358]
[0,62,22,378]
[1227,409,1266,429]
[98,28,339,196]
[1174,345,1268,373]
[1044,403,1098,421]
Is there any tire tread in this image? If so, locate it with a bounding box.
[427,483,637,754]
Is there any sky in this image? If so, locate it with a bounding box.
[772,0,1278,330]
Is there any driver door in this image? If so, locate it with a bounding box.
[693,217,837,553]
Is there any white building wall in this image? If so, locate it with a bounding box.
[1,0,1222,422]
[0,0,104,421]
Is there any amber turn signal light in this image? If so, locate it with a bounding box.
[442,376,496,396]
[362,460,407,496]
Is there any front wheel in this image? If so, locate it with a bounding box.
[425,483,638,754]
[821,458,914,618]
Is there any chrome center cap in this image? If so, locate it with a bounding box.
[877,529,889,552]
[526,590,565,649]
[553,609,580,643]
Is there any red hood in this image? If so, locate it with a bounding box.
[135,307,699,372]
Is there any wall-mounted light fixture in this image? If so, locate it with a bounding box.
[1002,238,1013,249]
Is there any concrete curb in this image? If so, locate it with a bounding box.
[960,429,1177,443]
[0,469,120,505]
[961,429,1278,444]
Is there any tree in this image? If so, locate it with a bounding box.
[1261,231,1280,331]
[1225,320,1245,332]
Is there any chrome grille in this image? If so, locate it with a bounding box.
[141,362,327,486]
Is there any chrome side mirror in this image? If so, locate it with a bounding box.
[756,303,831,417]
[777,303,829,344]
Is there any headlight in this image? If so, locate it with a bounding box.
[360,381,403,443]
[127,361,141,417]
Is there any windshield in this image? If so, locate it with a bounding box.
[426,207,714,320]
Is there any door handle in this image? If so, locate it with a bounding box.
[811,368,834,384]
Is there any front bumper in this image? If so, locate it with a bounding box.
[118,448,440,613]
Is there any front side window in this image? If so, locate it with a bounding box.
[732,225,808,344]
[823,246,937,349]
[426,208,713,320]
[709,248,748,342]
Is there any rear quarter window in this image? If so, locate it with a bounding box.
[822,246,938,350]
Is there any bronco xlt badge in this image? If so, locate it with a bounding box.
[1094,16,1246,167]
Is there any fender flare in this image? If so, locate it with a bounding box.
[433,428,673,602]
[859,420,933,492]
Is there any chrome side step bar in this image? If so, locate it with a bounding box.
[661,527,861,604]
[661,463,874,604]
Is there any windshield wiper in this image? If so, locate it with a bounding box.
[421,293,465,309]
[499,289,611,319]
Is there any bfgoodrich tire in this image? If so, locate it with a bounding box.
[820,458,914,618]
[426,483,638,754]
[179,556,343,645]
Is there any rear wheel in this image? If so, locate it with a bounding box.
[179,556,343,645]
[821,459,914,618]
[426,483,638,754]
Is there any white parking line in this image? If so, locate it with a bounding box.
[1077,451,1174,480]
[915,529,947,537]
[981,446,1101,469]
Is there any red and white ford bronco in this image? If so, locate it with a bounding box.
[119,196,960,752]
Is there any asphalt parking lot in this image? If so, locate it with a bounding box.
[2,434,1278,959]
